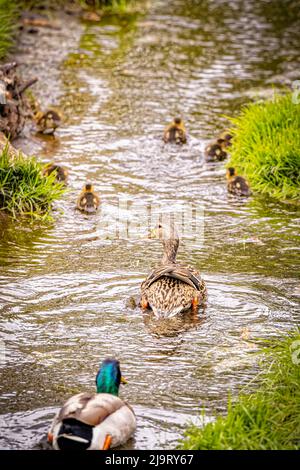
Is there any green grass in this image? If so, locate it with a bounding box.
[227,92,300,202]
[0,144,65,219]
[179,330,300,450]
[0,0,18,59]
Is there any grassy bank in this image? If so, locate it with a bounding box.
[180,331,300,450]
[0,144,65,218]
[227,92,300,202]
[0,0,18,59]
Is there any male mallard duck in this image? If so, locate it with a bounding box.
[35,109,61,135]
[47,358,136,450]
[42,164,68,184]
[77,183,100,213]
[163,117,187,144]
[204,142,227,161]
[140,224,207,318]
[226,167,251,197]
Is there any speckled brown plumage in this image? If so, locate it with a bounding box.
[141,225,207,318]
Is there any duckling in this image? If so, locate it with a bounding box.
[204,142,227,161]
[140,223,207,318]
[77,183,100,213]
[35,109,61,135]
[47,358,136,450]
[226,167,251,197]
[163,117,187,144]
[42,164,68,184]
[218,130,233,147]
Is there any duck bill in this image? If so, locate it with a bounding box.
[121,376,128,385]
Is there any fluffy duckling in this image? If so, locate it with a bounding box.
[163,117,187,144]
[43,164,68,184]
[140,223,207,318]
[35,109,61,135]
[226,167,251,197]
[204,142,227,162]
[77,183,100,213]
[48,358,136,450]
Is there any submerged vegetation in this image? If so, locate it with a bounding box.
[227,92,300,202]
[0,144,65,218]
[180,331,300,450]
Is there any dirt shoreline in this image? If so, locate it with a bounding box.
[5,8,83,157]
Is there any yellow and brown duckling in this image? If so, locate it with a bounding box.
[77,183,100,214]
[43,164,68,184]
[163,117,187,144]
[204,141,227,161]
[35,109,61,135]
[140,223,207,318]
[226,167,251,197]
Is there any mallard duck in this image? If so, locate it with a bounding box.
[163,117,187,144]
[140,224,207,318]
[77,183,100,213]
[204,142,227,161]
[42,164,68,184]
[35,109,61,135]
[47,358,136,450]
[226,167,251,196]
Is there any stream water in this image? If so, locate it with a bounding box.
[0,0,300,450]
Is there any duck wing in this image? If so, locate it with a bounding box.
[141,263,204,292]
[54,392,126,427]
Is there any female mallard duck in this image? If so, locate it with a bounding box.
[226,167,251,196]
[163,117,187,144]
[140,224,207,318]
[77,183,100,213]
[204,141,227,161]
[35,109,61,135]
[42,164,68,184]
[47,358,136,450]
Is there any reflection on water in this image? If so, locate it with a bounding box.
[0,0,300,450]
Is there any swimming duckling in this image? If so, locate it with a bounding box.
[48,358,136,450]
[218,130,233,147]
[226,167,251,197]
[140,223,207,318]
[43,164,68,184]
[163,117,187,144]
[77,183,100,213]
[35,109,61,135]
[204,142,227,162]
